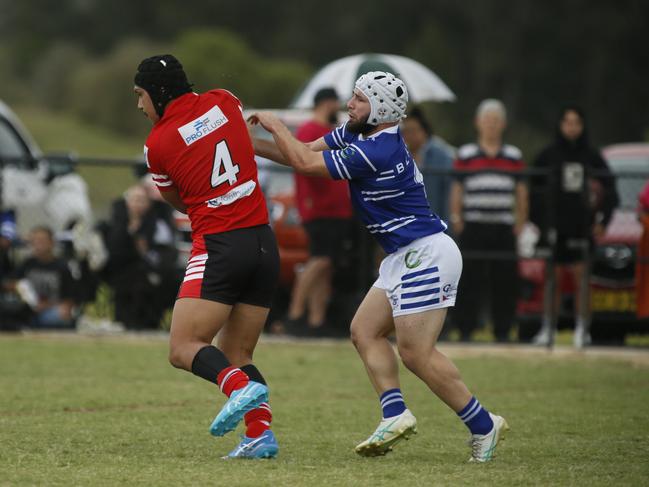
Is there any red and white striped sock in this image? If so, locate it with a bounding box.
[216,366,249,397]
[244,402,272,438]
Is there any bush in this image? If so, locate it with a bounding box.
[67,38,169,137]
[174,28,311,108]
[31,43,88,111]
[29,28,312,137]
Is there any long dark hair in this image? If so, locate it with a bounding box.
[556,103,589,148]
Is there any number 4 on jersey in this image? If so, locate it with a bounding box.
[211,140,240,187]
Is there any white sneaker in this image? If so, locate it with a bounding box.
[355,409,417,457]
[532,326,554,346]
[573,325,591,349]
[468,413,509,463]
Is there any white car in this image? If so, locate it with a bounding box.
[0,99,92,236]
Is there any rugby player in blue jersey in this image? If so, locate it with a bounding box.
[250,72,508,462]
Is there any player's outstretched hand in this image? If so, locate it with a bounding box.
[247,112,280,133]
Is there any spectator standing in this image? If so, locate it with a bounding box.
[402,107,454,222]
[285,88,353,335]
[450,99,528,342]
[530,105,619,347]
[8,226,75,328]
[105,184,178,329]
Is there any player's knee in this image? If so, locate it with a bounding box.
[350,321,368,349]
[168,345,185,369]
[349,325,361,348]
[398,343,424,372]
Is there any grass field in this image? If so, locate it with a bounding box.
[1,335,648,486]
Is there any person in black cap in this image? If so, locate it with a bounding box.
[133,54,280,458]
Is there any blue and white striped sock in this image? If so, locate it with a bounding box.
[380,388,406,418]
[458,396,494,435]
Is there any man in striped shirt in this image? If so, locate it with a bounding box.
[251,72,508,463]
[449,99,529,342]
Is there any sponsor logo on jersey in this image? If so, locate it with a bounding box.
[404,248,429,269]
[206,180,256,208]
[340,147,356,159]
[178,105,229,146]
[442,283,457,301]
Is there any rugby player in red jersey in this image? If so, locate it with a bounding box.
[134,54,278,459]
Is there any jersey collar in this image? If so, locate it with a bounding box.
[359,124,399,141]
[159,92,197,122]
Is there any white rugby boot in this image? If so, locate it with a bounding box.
[468,413,509,463]
[355,409,417,457]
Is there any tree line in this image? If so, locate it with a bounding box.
[0,0,647,153]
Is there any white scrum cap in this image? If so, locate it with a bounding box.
[354,71,409,125]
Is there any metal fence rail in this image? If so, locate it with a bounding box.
[1,155,648,343]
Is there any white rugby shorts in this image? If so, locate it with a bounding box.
[373,232,462,317]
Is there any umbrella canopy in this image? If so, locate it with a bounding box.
[291,53,456,109]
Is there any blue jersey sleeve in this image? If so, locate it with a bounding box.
[323,122,354,150]
[323,142,379,180]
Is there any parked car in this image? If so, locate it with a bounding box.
[517,143,649,343]
[0,99,107,325]
[0,99,90,236]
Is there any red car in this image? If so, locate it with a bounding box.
[517,143,649,343]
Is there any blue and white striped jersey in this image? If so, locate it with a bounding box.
[323,123,447,254]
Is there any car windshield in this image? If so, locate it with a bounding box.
[0,118,29,163]
[607,156,649,209]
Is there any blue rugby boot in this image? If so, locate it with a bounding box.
[223,430,279,459]
[210,381,268,437]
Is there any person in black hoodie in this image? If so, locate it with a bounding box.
[105,184,179,329]
[530,105,619,347]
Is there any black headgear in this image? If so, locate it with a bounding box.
[134,54,193,117]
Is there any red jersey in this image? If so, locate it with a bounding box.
[145,90,268,251]
[294,120,352,222]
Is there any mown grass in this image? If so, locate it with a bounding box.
[1,335,647,486]
[13,106,143,158]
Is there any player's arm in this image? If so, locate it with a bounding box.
[250,112,331,178]
[145,145,187,213]
[306,137,330,152]
[251,136,329,166]
[251,137,288,165]
[159,187,188,214]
